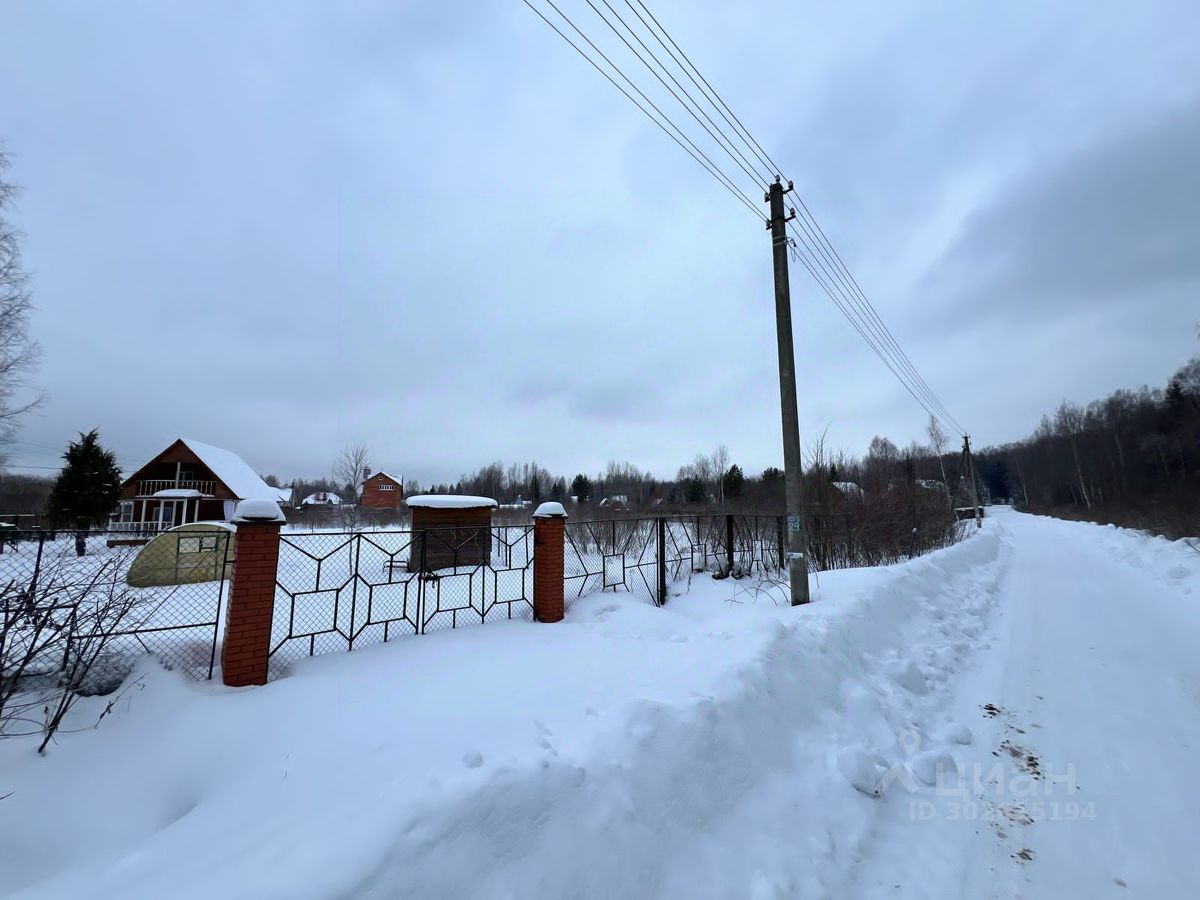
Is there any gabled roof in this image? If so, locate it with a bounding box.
[365,471,403,485]
[122,438,278,502]
[180,439,278,502]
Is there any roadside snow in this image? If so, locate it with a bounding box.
[2,511,1196,898]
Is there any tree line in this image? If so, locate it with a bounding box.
[977,351,1199,537]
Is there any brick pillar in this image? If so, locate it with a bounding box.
[533,502,567,623]
[221,500,285,687]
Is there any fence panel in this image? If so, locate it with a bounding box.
[0,528,229,685]
[271,525,534,668]
[564,514,787,609]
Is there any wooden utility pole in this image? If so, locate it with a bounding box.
[767,178,810,604]
[962,434,982,529]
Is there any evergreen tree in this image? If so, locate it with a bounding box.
[721,464,745,499]
[47,430,122,555]
[684,477,707,503]
[530,471,542,505]
[828,464,839,483]
[569,473,591,502]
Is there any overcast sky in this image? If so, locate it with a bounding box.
[2,1,1197,486]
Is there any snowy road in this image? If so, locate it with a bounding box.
[850,509,1200,898]
[2,509,1198,898]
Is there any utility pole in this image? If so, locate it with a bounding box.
[766,178,810,604]
[962,434,982,529]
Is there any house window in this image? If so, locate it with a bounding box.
[118,501,134,523]
[377,483,396,491]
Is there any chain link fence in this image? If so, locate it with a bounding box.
[0,528,230,694]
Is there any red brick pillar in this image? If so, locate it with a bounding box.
[221,500,285,687]
[533,502,567,623]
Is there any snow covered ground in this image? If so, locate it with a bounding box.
[1,508,1197,898]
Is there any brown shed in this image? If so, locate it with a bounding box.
[407,495,497,572]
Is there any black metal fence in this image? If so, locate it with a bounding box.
[0,528,231,687]
[564,514,788,608]
[270,525,534,668]
[2,504,968,687]
[562,506,965,607]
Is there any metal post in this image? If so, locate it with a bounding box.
[725,513,735,575]
[767,179,811,604]
[656,517,667,606]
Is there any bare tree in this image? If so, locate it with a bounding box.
[0,149,41,449]
[710,444,730,504]
[333,443,371,500]
[925,414,954,506]
[1,547,155,753]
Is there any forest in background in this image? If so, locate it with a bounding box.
[978,352,1199,539]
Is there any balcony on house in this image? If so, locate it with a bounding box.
[136,478,216,497]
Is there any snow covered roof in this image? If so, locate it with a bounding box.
[832,481,864,495]
[302,492,342,505]
[366,471,403,485]
[180,438,279,502]
[272,486,294,504]
[406,495,497,509]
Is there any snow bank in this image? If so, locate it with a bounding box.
[0,525,1007,898]
[406,494,498,509]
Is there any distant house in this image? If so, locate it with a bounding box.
[361,472,404,510]
[113,438,280,535]
[831,481,864,497]
[301,491,342,507]
[272,485,295,508]
[599,495,629,509]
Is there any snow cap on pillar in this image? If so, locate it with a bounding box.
[232,498,286,523]
[533,501,568,519]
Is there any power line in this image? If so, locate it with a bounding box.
[782,222,960,433]
[784,212,966,435]
[588,0,773,187]
[787,199,967,434]
[626,0,785,178]
[603,1,967,434]
[523,0,968,435]
[618,4,967,433]
[522,0,764,221]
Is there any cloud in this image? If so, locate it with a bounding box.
[2,0,1199,481]
[927,98,1200,318]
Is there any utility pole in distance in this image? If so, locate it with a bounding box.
[766,178,811,605]
[962,434,982,529]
